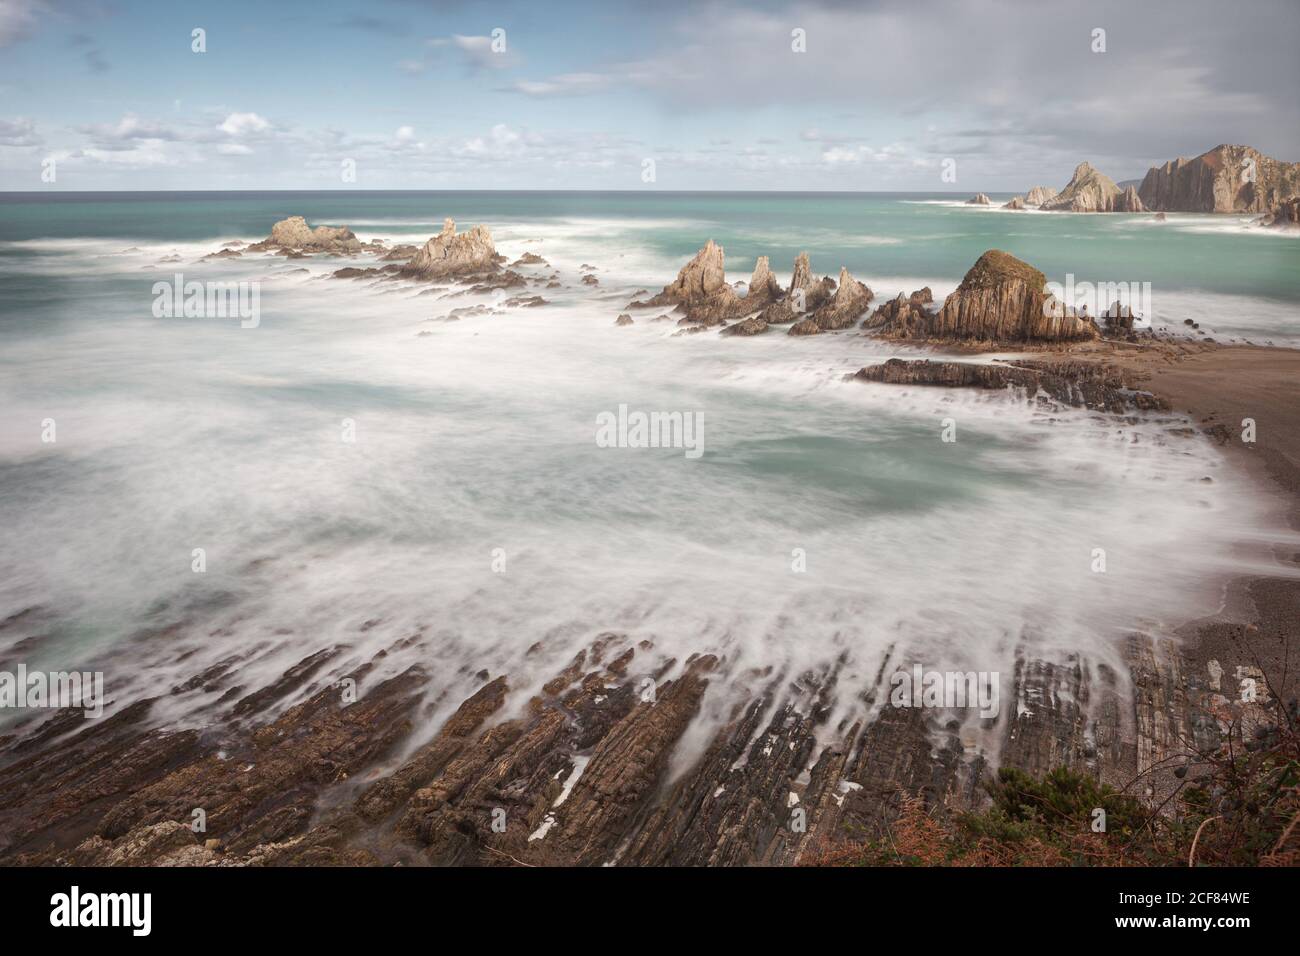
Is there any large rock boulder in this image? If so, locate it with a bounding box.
[256,216,363,254]
[873,250,1096,345]
[1003,196,1027,210]
[1041,162,1123,212]
[966,193,991,205]
[1138,144,1300,213]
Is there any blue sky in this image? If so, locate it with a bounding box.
[2,0,1298,190]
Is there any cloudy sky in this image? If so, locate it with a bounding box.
[2,0,1298,191]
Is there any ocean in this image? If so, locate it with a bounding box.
[0,190,1295,754]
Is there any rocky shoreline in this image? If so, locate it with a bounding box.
[1,210,1296,868]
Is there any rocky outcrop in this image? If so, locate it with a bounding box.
[400,219,500,280]
[0,578,1282,868]
[632,242,781,326]
[1258,197,1300,228]
[871,250,1095,345]
[249,216,364,254]
[1138,144,1300,213]
[854,358,1168,413]
[1025,185,1058,206]
[1003,196,1026,210]
[787,317,821,336]
[720,315,769,336]
[810,267,873,330]
[746,256,784,304]
[614,314,634,327]
[1041,162,1123,212]
[966,193,991,205]
[1116,185,1146,212]
[861,287,933,333]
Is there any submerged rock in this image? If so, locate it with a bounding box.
[614,313,634,326]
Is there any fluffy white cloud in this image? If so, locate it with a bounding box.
[218,113,271,137]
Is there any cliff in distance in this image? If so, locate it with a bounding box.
[1138,144,1300,213]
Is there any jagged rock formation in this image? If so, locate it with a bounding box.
[746,255,784,302]
[1041,162,1123,212]
[1025,185,1058,206]
[754,252,836,326]
[400,219,501,279]
[632,242,782,326]
[966,193,991,205]
[1117,185,1146,212]
[1258,197,1300,228]
[249,216,364,254]
[1138,144,1300,213]
[1003,196,1026,210]
[871,250,1096,345]
[861,287,933,333]
[854,357,1168,413]
[810,267,874,330]
[787,317,821,336]
[0,600,1276,867]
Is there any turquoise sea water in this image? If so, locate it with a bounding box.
[0,191,1293,740]
[3,189,1298,302]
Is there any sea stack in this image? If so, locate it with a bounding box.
[401,218,500,278]
[966,193,992,205]
[1041,162,1123,212]
[870,250,1097,345]
[811,267,874,330]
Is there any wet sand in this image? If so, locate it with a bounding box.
[1029,340,1300,703]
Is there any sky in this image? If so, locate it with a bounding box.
[2,0,1298,191]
